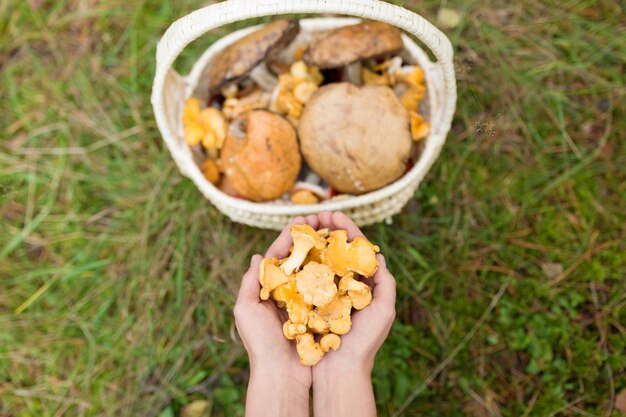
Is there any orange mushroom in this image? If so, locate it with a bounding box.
[325,230,380,277]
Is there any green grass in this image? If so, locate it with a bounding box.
[1,0,625,416]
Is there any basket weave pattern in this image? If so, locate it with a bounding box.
[152,0,456,230]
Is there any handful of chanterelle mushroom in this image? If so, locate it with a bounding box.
[259,224,380,366]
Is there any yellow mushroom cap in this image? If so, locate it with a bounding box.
[295,332,325,366]
[272,277,311,326]
[338,272,373,310]
[320,333,342,352]
[307,309,330,334]
[258,258,290,300]
[296,262,337,307]
[325,230,380,277]
[280,224,327,276]
[283,320,307,340]
[311,294,353,335]
[200,159,220,185]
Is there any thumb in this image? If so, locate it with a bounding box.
[237,254,263,304]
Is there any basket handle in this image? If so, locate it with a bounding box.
[152,0,456,148]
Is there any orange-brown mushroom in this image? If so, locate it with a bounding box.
[206,19,300,94]
[303,21,403,69]
[220,110,301,201]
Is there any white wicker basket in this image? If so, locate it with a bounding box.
[152,0,456,230]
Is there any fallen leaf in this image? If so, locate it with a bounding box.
[541,262,563,279]
[616,388,626,414]
[180,400,211,417]
[437,8,462,29]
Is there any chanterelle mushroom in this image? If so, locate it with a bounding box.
[206,19,300,94]
[283,320,307,340]
[338,272,372,310]
[320,333,341,352]
[307,294,353,335]
[258,258,290,300]
[273,276,311,326]
[303,21,403,69]
[325,230,380,277]
[296,261,337,307]
[280,224,327,276]
[295,332,325,366]
[220,110,301,201]
[182,98,227,152]
[298,83,411,194]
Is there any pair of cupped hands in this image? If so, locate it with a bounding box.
[234,211,396,415]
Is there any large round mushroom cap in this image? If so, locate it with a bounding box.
[206,19,300,94]
[303,21,403,69]
[298,83,411,195]
[220,110,301,201]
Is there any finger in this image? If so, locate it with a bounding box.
[278,308,289,323]
[331,211,365,240]
[371,254,396,307]
[265,216,306,258]
[317,211,334,229]
[305,214,320,229]
[237,254,264,304]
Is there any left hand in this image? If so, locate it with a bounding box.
[233,215,322,390]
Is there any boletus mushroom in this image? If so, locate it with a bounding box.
[220,110,301,202]
[303,21,403,69]
[206,19,300,94]
[298,82,411,195]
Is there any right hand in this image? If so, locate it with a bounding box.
[312,211,397,375]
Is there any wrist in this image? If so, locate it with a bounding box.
[246,362,310,417]
[312,358,377,417]
[251,361,312,391]
[313,357,372,391]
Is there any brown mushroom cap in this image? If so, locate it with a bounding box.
[220,110,301,201]
[298,83,411,194]
[303,21,403,69]
[207,19,300,94]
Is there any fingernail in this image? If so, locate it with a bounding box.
[251,254,262,265]
[290,216,305,225]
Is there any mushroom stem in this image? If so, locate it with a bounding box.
[343,61,362,85]
[249,64,279,92]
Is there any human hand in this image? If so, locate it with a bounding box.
[234,215,323,416]
[311,211,396,417]
[312,211,397,373]
[234,211,395,417]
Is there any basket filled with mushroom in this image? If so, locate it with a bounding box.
[152,0,456,230]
